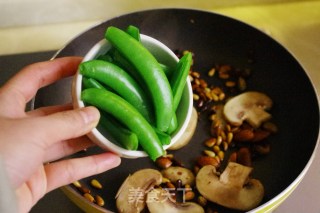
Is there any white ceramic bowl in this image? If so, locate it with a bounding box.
[72,34,193,158]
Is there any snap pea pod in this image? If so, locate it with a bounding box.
[82,77,139,150]
[170,52,192,111]
[167,113,178,135]
[105,26,174,132]
[153,127,171,146]
[160,63,172,78]
[80,60,153,123]
[111,50,144,87]
[82,77,105,90]
[81,88,164,161]
[112,50,172,87]
[99,112,139,150]
[96,54,113,62]
[126,25,140,42]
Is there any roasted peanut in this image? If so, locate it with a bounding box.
[237,147,252,167]
[252,129,271,142]
[228,152,237,162]
[233,129,255,142]
[156,156,173,169]
[197,156,220,167]
[184,191,195,201]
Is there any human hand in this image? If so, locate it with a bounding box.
[0,57,121,212]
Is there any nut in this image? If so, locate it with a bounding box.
[263,122,278,133]
[83,193,95,203]
[238,77,247,91]
[208,68,216,77]
[204,138,217,147]
[228,152,237,162]
[72,181,81,188]
[237,147,252,167]
[227,132,233,144]
[78,186,90,194]
[213,145,220,153]
[156,156,173,169]
[217,151,224,161]
[254,144,271,155]
[225,81,236,87]
[90,179,102,189]
[252,129,270,142]
[95,195,105,206]
[166,182,176,189]
[184,191,195,201]
[233,129,255,142]
[222,142,229,151]
[197,195,207,206]
[197,156,220,168]
[203,150,216,157]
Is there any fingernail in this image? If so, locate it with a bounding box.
[81,106,100,125]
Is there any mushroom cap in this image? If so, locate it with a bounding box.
[116,169,162,213]
[146,188,204,213]
[169,107,198,150]
[223,91,273,128]
[161,166,195,186]
[196,163,264,211]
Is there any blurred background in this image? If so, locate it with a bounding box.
[1,0,320,212]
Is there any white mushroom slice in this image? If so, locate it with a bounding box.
[146,188,204,213]
[223,91,273,128]
[169,107,198,150]
[161,166,195,186]
[196,162,264,211]
[116,169,162,213]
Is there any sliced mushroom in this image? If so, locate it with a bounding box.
[161,166,195,186]
[146,188,204,213]
[196,162,264,211]
[169,107,198,150]
[116,169,162,213]
[223,91,273,128]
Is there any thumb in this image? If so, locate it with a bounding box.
[34,106,100,146]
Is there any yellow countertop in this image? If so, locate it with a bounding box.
[1,1,319,94]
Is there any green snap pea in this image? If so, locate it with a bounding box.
[82,77,105,90]
[81,88,164,161]
[80,60,153,123]
[167,113,178,135]
[96,54,113,62]
[126,25,141,42]
[153,127,171,146]
[170,52,192,111]
[99,112,139,150]
[82,77,139,150]
[105,26,174,132]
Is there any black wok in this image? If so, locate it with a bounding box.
[33,8,319,213]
